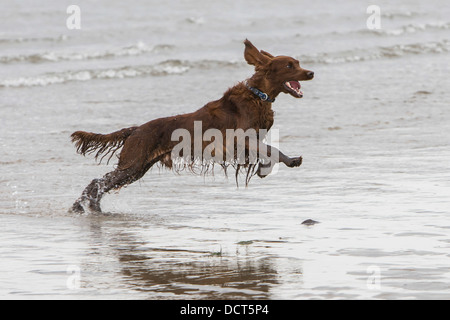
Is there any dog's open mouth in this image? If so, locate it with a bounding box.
[284,81,303,98]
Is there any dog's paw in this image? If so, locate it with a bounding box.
[257,162,273,178]
[70,201,85,214]
[257,172,267,179]
[257,169,269,178]
[287,156,302,168]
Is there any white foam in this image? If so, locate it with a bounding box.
[299,40,450,65]
[0,41,173,64]
[0,60,190,88]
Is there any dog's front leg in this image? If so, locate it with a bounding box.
[278,150,303,168]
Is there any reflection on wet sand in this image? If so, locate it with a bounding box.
[120,255,278,299]
[82,217,280,299]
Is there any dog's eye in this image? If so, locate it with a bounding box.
[286,63,293,69]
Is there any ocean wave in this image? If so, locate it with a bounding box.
[0,42,175,64]
[0,35,68,44]
[296,21,450,39]
[299,40,450,64]
[0,60,189,88]
[1,40,447,88]
[365,21,450,36]
[383,11,420,19]
[0,58,243,88]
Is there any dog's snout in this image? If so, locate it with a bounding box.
[307,71,314,79]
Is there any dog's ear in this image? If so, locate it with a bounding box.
[244,39,271,69]
[260,50,275,59]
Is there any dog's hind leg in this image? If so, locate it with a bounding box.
[71,177,106,213]
[71,165,151,214]
[71,129,166,214]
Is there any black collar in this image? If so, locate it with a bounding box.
[245,81,276,103]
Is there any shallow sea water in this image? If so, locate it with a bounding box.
[1,0,449,299]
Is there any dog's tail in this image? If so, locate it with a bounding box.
[71,127,138,164]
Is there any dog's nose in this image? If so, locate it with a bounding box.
[307,71,314,78]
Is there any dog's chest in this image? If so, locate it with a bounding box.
[253,104,274,130]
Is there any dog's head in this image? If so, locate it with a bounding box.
[244,39,314,98]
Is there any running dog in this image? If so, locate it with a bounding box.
[70,39,314,213]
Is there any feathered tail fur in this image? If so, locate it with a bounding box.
[71,127,138,164]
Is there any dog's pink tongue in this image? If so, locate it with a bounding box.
[289,81,301,90]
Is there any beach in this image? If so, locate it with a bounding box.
[1,0,449,299]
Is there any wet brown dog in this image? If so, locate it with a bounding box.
[71,39,314,213]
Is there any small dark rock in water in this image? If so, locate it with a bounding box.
[237,240,254,245]
[301,219,319,226]
[414,90,432,95]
